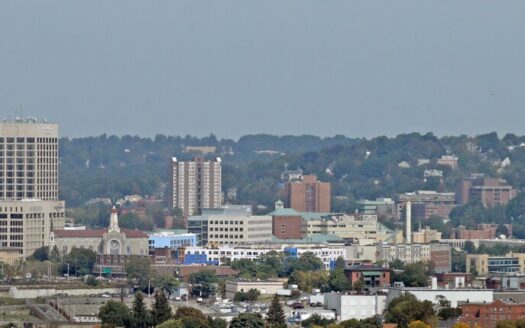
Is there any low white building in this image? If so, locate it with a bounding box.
[183,244,346,269]
[324,293,387,321]
[289,309,336,322]
[388,288,493,308]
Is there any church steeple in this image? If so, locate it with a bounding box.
[109,206,120,232]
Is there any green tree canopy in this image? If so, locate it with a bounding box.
[98,300,131,328]
[151,289,172,326]
[230,313,265,328]
[266,294,286,328]
[61,248,97,276]
[188,270,218,298]
[385,293,437,328]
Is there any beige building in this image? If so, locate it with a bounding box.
[303,214,380,241]
[412,226,442,243]
[379,243,451,272]
[52,208,148,256]
[0,119,59,200]
[225,280,284,299]
[171,156,221,216]
[0,248,22,265]
[0,119,66,261]
[0,195,64,261]
[207,214,273,246]
[188,206,273,246]
[466,253,525,276]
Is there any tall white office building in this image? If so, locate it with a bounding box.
[0,118,65,263]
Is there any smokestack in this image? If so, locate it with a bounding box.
[431,277,437,290]
[406,201,412,244]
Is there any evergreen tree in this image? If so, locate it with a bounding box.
[98,300,131,328]
[266,294,286,328]
[230,313,265,328]
[131,292,150,328]
[50,245,61,262]
[151,289,172,326]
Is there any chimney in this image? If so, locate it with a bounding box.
[431,277,437,290]
[406,201,412,244]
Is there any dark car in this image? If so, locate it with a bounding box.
[291,302,304,309]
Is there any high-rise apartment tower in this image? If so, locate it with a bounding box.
[285,175,331,213]
[171,157,221,216]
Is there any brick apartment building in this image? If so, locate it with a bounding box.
[453,223,513,239]
[344,265,391,288]
[398,191,456,220]
[285,175,331,213]
[460,299,525,328]
[456,177,517,207]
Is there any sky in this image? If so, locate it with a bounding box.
[0,1,524,140]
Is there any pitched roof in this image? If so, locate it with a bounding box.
[53,228,147,238]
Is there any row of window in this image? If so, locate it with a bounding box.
[0,234,23,240]
[0,212,63,219]
[210,227,243,232]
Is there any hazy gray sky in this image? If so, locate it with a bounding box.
[1,1,524,139]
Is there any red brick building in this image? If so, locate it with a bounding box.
[453,224,513,239]
[430,244,453,273]
[285,175,331,213]
[456,178,517,208]
[460,299,525,328]
[272,212,303,239]
[435,272,471,288]
[344,265,390,288]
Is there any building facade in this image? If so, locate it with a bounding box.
[271,201,303,240]
[303,214,380,242]
[379,243,451,273]
[324,294,387,321]
[344,265,391,288]
[466,253,525,276]
[52,208,149,256]
[357,198,398,219]
[412,226,442,244]
[460,299,525,328]
[456,177,517,207]
[148,231,196,251]
[225,280,284,300]
[398,191,456,220]
[0,119,66,261]
[171,156,221,216]
[285,175,330,212]
[453,223,513,240]
[388,287,493,308]
[0,120,59,201]
[187,206,272,246]
[182,244,346,269]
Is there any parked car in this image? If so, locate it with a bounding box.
[291,302,304,309]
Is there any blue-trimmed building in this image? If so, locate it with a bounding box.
[149,231,197,251]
